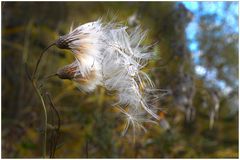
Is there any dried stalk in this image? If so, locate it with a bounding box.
[33,80,48,158]
[25,42,55,158]
[33,43,55,79]
[25,63,47,158]
[46,92,61,158]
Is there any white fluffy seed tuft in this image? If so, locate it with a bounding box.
[56,19,166,134]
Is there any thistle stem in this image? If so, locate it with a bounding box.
[33,43,55,78]
[32,79,48,158]
[46,92,61,158]
[25,41,55,158]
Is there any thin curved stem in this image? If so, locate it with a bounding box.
[46,92,61,158]
[32,80,48,158]
[33,43,55,79]
[25,40,55,158]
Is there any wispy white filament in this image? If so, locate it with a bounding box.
[58,19,165,134]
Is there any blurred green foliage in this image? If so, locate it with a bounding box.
[2,2,238,158]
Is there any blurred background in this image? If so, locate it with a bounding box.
[1,1,239,158]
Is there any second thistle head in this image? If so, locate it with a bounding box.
[56,63,78,80]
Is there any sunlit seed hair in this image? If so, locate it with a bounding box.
[55,18,166,134]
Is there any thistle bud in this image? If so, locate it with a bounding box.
[55,35,71,49]
[56,63,78,80]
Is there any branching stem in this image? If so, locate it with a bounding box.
[32,79,48,158]
[25,42,55,158]
[33,43,55,78]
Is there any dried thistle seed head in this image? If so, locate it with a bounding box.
[53,19,165,134]
[56,64,78,80]
[55,35,71,49]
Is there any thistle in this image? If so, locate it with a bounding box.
[55,19,165,134]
